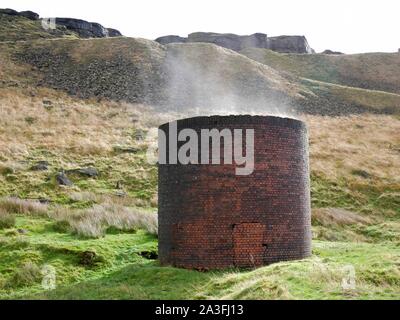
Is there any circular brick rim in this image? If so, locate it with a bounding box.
[159,115,306,130]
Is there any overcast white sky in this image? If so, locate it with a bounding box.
[2,0,399,53]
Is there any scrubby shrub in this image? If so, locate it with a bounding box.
[7,262,42,288]
[51,220,71,233]
[0,209,16,229]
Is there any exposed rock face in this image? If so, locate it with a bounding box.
[187,32,268,51]
[155,32,314,54]
[267,36,314,54]
[55,18,107,38]
[54,18,122,38]
[0,8,122,38]
[0,8,39,20]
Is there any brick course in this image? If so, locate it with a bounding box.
[158,115,311,269]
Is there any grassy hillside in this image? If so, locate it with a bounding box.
[4,38,303,114]
[1,37,398,116]
[241,48,400,94]
[299,79,400,115]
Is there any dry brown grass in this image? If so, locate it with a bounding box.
[68,191,156,208]
[0,197,48,216]
[303,114,400,183]
[312,208,372,227]
[0,86,178,161]
[53,203,158,238]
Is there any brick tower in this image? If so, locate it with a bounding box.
[158,115,311,269]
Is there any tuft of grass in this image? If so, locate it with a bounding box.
[0,209,16,229]
[6,262,42,289]
[53,204,158,239]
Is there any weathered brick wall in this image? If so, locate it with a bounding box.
[158,115,311,269]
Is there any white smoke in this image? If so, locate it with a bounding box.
[161,42,297,118]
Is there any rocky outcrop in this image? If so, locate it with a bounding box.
[0,8,122,38]
[55,18,107,38]
[106,28,122,37]
[155,35,187,45]
[0,8,39,20]
[267,36,314,54]
[54,18,122,38]
[322,49,344,55]
[155,32,314,54]
[187,32,268,51]
[19,10,39,20]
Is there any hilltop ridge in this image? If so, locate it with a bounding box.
[0,8,122,41]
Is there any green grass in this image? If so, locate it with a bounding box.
[311,173,400,218]
[301,79,400,114]
[15,241,400,300]
[0,148,158,208]
[0,172,398,299]
[241,48,400,94]
[0,161,399,299]
[0,215,158,299]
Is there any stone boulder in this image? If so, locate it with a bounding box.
[56,172,73,186]
[106,28,122,37]
[66,167,98,178]
[31,161,49,171]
